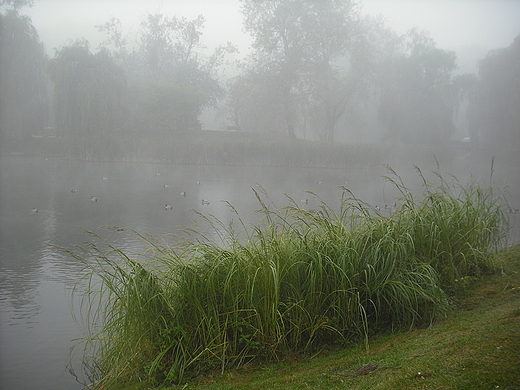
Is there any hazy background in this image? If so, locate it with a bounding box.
[23,0,520,74]
[1,1,520,389]
[8,0,517,142]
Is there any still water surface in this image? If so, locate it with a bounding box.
[0,152,518,389]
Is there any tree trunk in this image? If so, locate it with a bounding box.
[325,105,335,143]
[284,101,296,138]
[326,120,335,143]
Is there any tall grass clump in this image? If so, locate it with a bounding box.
[383,165,509,287]
[70,169,510,388]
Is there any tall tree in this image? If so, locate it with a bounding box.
[48,40,126,152]
[378,28,458,145]
[227,61,288,134]
[0,9,48,140]
[239,0,384,142]
[241,0,317,138]
[134,13,225,134]
[305,12,395,142]
[0,0,33,11]
[468,35,520,149]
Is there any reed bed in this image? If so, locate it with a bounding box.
[114,133,389,168]
[7,132,461,169]
[71,169,510,388]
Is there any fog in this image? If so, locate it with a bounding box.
[1,1,520,388]
[2,0,520,247]
[1,0,518,144]
[362,0,520,72]
[23,0,520,73]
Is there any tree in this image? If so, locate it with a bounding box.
[378,29,458,145]
[0,9,48,140]
[238,0,386,142]
[94,13,234,137]
[128,13,226,134]
[241,0,319,138]
[0,0,33,11]
[468,35,520,149]
[305,12,396,142]
[48,40,126,149]
[96,16,127,52]
[227,61,288,134]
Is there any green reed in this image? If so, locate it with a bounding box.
[383,165,508,286]
[71,169,510,388]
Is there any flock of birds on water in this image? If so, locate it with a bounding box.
[28,171,520,217]
[29,172,215,215]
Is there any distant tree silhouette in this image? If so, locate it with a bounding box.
[469,35,520,149]
[0,9,48,140]
[378,29,459,145]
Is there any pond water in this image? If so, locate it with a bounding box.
[0,152,518,389]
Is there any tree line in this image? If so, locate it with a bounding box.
[1,0,519,150]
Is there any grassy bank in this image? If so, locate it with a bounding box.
[68,168,513,389]
[175,242,520,390]
[87,245,520,390]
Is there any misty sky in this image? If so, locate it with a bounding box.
[23,0,520,73]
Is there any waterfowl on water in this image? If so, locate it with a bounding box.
[164,184,170,188]
[180,191,187,197]
[301,199,309,205]
[71,188,77,193]
[91,196,97,202]
[165,204,172,210]
[30,207,38,214]
[201,199,210,205]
